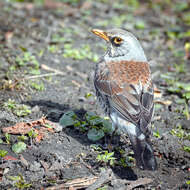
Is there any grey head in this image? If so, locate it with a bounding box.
[92,28,147,62]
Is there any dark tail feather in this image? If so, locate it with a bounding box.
[129,135,157,171]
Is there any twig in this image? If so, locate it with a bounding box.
[41,64,66,75]
[86,169,112,190]
[45,176,98,190]
[126,177,153,190]
[23,72,64,80]
[112,177,153,190]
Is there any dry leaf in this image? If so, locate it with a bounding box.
[3,155,18,161]
[2,117,58,143]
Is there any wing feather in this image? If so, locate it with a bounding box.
[94,72,154,133]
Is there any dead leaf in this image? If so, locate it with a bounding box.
[2,122,33,134]
[3,155,18,161]
[2,117,59,143]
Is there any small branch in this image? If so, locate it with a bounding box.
[86,169,112,190]
[23,72,63,80]
[41,64,66,75]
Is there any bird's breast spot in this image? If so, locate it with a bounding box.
[110,112,137,136]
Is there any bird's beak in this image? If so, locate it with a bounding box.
[91,29,109,42]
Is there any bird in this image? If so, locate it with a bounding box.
[91,28,157,171]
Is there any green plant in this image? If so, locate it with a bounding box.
[183,146,190,153]
[186,180,190,185]
[7,174,32,189]
[28,129,38,139]
[170,125,190,140]
[96,151,116,166]
[153,129,161,138]
[59,111,114,141]
[29,80,44,91]
[5,133,11,144]
[12,142,27,154]
[0,139,3,144]
[0,149,8,158]
[4,99,32,117]
[48,45,59,53]
[183,103,190,120]
[97,185,108,190]
[63,44,98,62]
[18,135,28,141]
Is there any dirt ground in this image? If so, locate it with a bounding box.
[0,0,190,189]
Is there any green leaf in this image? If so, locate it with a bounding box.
[183,146,190,153]
[176,82,190,91]
[175,98,186,104]
[153,130,161,138]
[186,180,190,185]
[135,20,146,30]
[12,142,26,154]
[102,120,114,134]
[168,87,180,93]
[85,112,102,126]
[0,149,8,157]
[87,128,105,142]
[59,111,77,128]
[183,92,190,99]
[0,139,3,144]
[7,175,21,181]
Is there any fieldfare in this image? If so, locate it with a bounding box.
[91,28,157,171]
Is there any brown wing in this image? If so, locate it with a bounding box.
[94,61,154,134]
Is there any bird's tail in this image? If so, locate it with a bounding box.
[129,134,157,171]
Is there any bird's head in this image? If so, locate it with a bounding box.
[91,28,147,62]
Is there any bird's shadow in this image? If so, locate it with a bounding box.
[24,99,137,180]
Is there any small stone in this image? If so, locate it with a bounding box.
[29,161,41,172]
[52,122,63,132]
[180,120,190,130]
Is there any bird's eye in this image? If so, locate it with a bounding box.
[113,37,123,45]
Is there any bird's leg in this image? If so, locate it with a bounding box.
[108,124,118,152]
[103,124,118,152]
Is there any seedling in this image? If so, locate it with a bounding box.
[28,129,38,139]
[5,133,11,144]
[96,151,116,166]
[186,180,190,185]
[183,103,190,120]
[59,111,113,141]
[12,142,27,154]
[0,149,8,158]
[18,135,28,141]
[29,80,44,91]
[183,146,190,153]
[63,44,98,62]
[0,139,3,144]
[153,129,161,138]
[7,174,32,189]
[48,45,58,53]
[170,125,190,140]
[3,99,32,117]
[97,185,108,190]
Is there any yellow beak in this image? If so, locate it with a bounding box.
[91,29,109,42]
